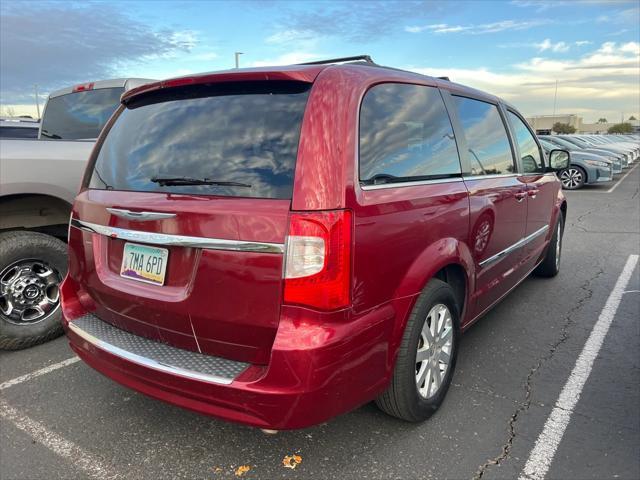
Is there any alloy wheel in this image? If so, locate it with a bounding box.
[416,304,454,399]
[0,259,62,325]
[559,168,583,189]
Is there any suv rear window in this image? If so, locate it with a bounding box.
[40,88,124,140]
[89,82,310,199]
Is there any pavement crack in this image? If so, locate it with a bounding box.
[472,265,604,480]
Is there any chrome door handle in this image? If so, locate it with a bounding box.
[528,189,539,199]
[514,192,526,203]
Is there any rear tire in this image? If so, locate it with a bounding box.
[0,231,67,350]
[375,279,460,422]
[533,212,564,278]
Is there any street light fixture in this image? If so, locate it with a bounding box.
[234,52,244,69]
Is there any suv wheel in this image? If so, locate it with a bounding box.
[0,232,67,350]
[533,212,564,278]
[375,279,459,422]
[559,166,586,190]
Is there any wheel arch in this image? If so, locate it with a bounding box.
[0,194,72,236]
[388,238,474,368]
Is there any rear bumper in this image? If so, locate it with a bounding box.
[63,294,411,430]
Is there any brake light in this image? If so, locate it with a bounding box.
[73,82,95,92]
[284,210,352,310]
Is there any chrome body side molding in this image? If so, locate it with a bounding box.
[479,225,550,268]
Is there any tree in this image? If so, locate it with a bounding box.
[629,115,637,121]
[552,122,576,134]
[607,122,633,134]
[597,118,608,123]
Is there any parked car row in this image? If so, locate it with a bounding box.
[539,134,639,190]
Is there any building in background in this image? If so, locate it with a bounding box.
[526,114,640,135]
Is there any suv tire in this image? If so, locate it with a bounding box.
[533,212,564,278]
[376,278,460,422]
[0,231,67,350]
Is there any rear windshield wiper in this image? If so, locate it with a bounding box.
[150,176,252,188]
[40,129,62,139]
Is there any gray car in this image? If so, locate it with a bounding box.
[539,138,613,189]
[560,136,631,168]
[541,135,622,174]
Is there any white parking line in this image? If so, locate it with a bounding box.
[520,254,639,480]
[0,356,80,391]
[0,399,119,479]
[607,162,639,193]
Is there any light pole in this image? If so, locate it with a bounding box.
[552,79,558,117]
[234,52,244,69]
[34,84,41,119]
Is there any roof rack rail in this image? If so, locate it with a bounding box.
[438,76,450,81]
[299,55,375,65]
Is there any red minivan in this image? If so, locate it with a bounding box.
[61,57,570,429]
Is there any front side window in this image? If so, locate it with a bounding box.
[40,88,124,140]
[451,96,515,176]
[359,83,461,185]
[507,111,544,173]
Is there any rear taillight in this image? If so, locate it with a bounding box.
[284,210,352,310]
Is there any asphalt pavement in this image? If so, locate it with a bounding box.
[1,165,639,480]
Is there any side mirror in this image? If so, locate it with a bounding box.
[548,149,570,171]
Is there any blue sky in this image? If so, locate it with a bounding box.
[1,0,638,122]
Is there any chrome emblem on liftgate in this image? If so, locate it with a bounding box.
[106,208,176,221]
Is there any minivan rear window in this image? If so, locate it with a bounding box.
[89,82,310,199]
[40,88,124,140]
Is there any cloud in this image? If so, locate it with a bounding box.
[575,41,592,47]
[535,39,570,53]
[405,19,552,35]
[279,0,453,41]
[408,42,639,121]
[266,29,316,44]
[0,3,196,103]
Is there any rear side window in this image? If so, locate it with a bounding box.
[89,82,310,199]
[0,126,39,139]
[451,96,515,176]
[40,88,124,140]
[507,111,544,173]
[359,83,460,185]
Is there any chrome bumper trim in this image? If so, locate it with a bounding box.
[70,218,284,254]
[69,314,249,385]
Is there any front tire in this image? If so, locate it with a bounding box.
[375,279,460,422]
[559,166,586,190]
[0,231,68,350]
[533,212,564,278]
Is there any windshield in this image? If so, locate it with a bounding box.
[545,136,577,151]
[560,136,591,148]
[89,81,310,199]
[40,87,124,140]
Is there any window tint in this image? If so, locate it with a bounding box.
[359,83,460,184]
[89,82,310,199]
[0,126,39,139]
[507,111,544,173]
[451,96,515,176]
[40,88,124,140]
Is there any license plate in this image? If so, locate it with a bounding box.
[120,243,168,286]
